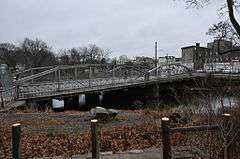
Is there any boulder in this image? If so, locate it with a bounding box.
[90,107,118,121]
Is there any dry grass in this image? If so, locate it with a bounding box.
[1,107,240,158]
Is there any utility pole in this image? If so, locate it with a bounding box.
[155,42,158,68]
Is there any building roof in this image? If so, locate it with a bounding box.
[181,45,209,50]
[181,46,196,50]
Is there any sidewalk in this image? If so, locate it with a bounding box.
[34,147,198,159]
[34,149,162,159]
[80,149,162,159]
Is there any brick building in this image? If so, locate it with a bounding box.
[181,43,210,69]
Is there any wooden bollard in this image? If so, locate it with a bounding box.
[91,119,100,159]
[12,123,21,159]
[222,113,231,129]
[162,117,171,159]
[222,113,231,159]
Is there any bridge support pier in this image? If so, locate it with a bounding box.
[154,84,160,106]
[85,93,101,108]
[99,92,104,106]
[64,95,79,110]
[146,84,160,107]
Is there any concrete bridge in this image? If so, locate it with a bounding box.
[1,63,239,109]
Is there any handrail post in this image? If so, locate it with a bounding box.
[16,84,19,99]
[112,69,115,84]
[57,69,61,91]
[161,117,171,159]
[144,74,149,82]
[74,67,78,80]
[12,123,21,159]
[31,69,34,83]
[91,119,100,159]
[89,66,92,87]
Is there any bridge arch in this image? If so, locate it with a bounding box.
[148,63,192,77]
[111,64,149,80]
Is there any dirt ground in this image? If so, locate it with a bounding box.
[0,109,164,159]
[1,107,235,159]
[0,109,156,134]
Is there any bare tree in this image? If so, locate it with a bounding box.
[58,44,110,65]
[183,0,240,36]
[207,21,235,41]
[118,55,130,64]
[58,49,71,65]
[0,43,17,67]
[87,44,109,64]
[16,38,57,68]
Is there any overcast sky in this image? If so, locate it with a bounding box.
[0,0,224,58]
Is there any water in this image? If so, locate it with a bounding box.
[178,94,239,114]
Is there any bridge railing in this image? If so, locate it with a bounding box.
[17,75,148,99]
[0,86,18,108]
[14,63,195,99]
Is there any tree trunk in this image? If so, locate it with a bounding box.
[227,0,240,36]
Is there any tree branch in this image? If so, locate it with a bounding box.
[227,0,240,36]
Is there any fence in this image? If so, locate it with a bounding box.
[162,113,239,159]
[9,119,161,159]
[3,112,240,159]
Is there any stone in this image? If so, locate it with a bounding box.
[90,107,118,121]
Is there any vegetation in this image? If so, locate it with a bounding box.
[0,106,240,158]
[0,38,111,69]
[184,0,240,37]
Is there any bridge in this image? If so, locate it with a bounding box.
[0,63,239,108]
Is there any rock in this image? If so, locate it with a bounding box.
[90,107,118,121]
[108,109,118,117]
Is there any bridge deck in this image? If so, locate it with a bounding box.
[4,63,240,102]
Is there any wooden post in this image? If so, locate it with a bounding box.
[223,113,231,159]
[91,119,100,159]
[12,123,21,159]
[162,117,171,159]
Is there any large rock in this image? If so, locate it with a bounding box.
[90,107,118,120]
